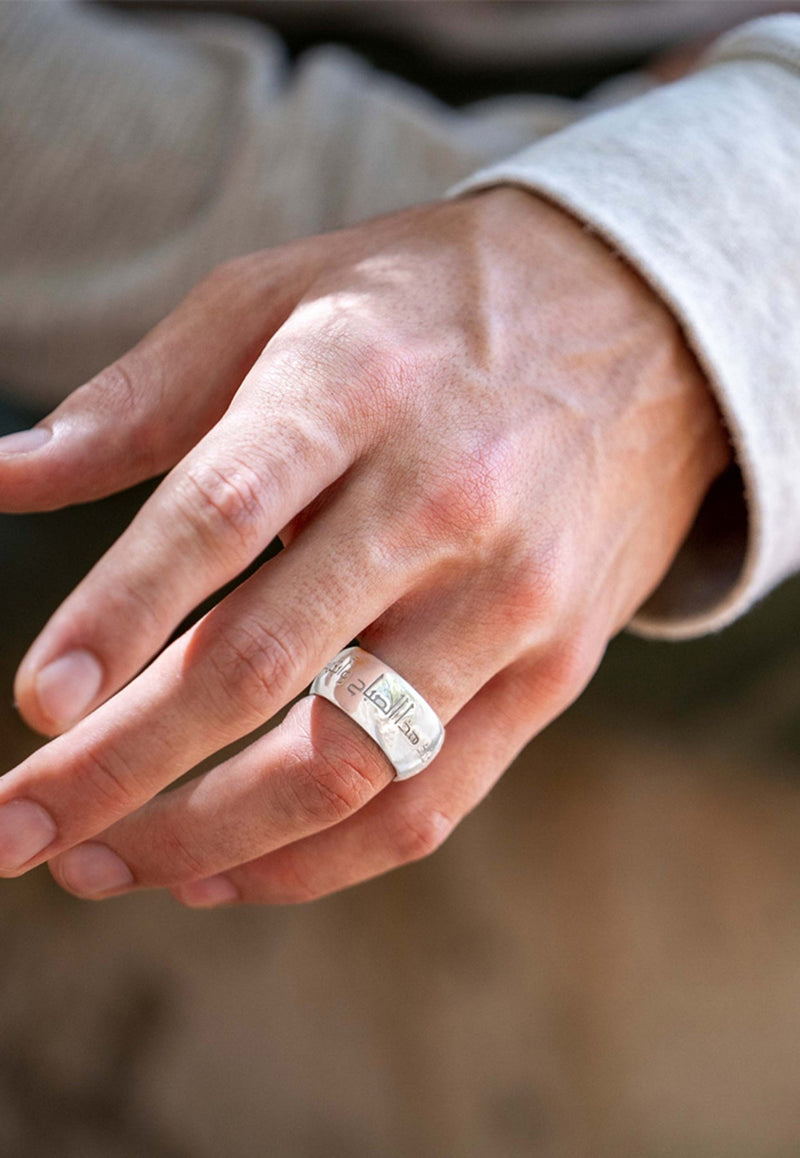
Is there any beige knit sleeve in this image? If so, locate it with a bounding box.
[448,15,800,639]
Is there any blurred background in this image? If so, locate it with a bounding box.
[3,3,800,1156]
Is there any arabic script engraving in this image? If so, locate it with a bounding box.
[323,657,427,751]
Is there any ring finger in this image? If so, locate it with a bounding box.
[189,660,560,906]
[45,571,564,897]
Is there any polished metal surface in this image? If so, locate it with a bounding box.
[309,646,445,780]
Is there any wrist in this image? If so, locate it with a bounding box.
[463,183,733,631]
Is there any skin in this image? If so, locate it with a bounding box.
[0,187,730,906]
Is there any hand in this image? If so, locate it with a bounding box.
[0,188,729,905]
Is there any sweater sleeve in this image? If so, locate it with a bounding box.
[448,15,800,640]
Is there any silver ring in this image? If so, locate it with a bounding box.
[309,646,445,780]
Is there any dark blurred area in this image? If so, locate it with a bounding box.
[109,0,779,100]
[4,3,800,1157]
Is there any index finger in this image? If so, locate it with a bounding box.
[14,337,360,735]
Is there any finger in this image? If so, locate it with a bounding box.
[178,655,585,907]
[0,256,295,514]
[0,476,434,877]
[44,574,596,898]
[13,341,358,735]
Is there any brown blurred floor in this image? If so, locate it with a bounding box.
[2,479,800,1158]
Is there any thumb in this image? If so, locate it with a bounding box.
[0,256,296,513]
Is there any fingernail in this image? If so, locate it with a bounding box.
[177,875,239,908]
[0,427,51,456]
[0,799,58,871]
[35,648,103,728]
[57,843,133,896]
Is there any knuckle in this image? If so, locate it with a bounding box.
[283,712,388,828]
[535,631,601,703]
[269,852,324,905]
[491,531,575,644]
[344,336,428,438]
[78,746,141,813]
[411,443,509,558]
[386,807,453,864]
[105,568,166,636]
[497,549,566,637]
[158,828,209,883]
[288,747,378,827]
[85,358,141,420]
[176,457,267,555]
[419,465,500,555]
[279,312,419,431]
[353,336,420,400]
[78,355,167,470]
[205,619,304,719]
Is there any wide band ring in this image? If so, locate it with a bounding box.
[308,646,445,781]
